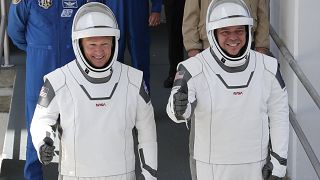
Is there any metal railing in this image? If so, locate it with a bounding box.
[270,25,320,179]
[0,0,12,68]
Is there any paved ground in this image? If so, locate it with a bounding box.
[0,24,192,180]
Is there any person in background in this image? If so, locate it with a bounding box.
[106,0,162,90]
[30,3,158,180]
[7,0,105,179]
[167,0,289,179]
[163,0,186,88]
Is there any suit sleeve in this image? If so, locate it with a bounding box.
[7,0,29,51]
[30,79,59,162]
[166,63,197,123]
[136,80,158,180]
[267,65,289,177]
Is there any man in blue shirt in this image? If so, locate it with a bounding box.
[106,0,162,90]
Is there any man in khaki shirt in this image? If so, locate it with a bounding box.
[183,0,270,57]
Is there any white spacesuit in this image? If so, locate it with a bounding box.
[30,3,157,180]
[166,0,289,179]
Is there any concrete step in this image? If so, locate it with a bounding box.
[0,68,16,113]
[0,68,16,171]
[0,68,15,88]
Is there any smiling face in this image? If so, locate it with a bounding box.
[216,25,247,56]
[81,36,113,68]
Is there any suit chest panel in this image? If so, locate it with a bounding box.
[195,55,266,119]
[59,64,135,136]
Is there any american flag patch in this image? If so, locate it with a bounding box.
[174,71,185,81]
[40,86,49,98]
[143,81,149,95]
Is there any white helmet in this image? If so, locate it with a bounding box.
[206,0,253,67]
[72,2,120,79]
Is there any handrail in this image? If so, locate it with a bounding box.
[0,0,6,52]
[270,25,320,179]
[289,107,320,178]
[0,0,12,68]
[270,26,320,110]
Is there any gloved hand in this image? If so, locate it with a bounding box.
[173,79,188,117]
[269,175,282,180]
[262,156,284,180]
[39,137,55,165]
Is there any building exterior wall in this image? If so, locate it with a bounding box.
[270,0,320,179]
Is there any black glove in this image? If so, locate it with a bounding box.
[173,79,188,116]
[39,137,55,165]
[269,175,283,180]
[262,158,283,180]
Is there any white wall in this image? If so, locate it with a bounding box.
[270,0,320,179]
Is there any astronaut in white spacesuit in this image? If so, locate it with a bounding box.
[166,0,289,179]
[30,2,157,180]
